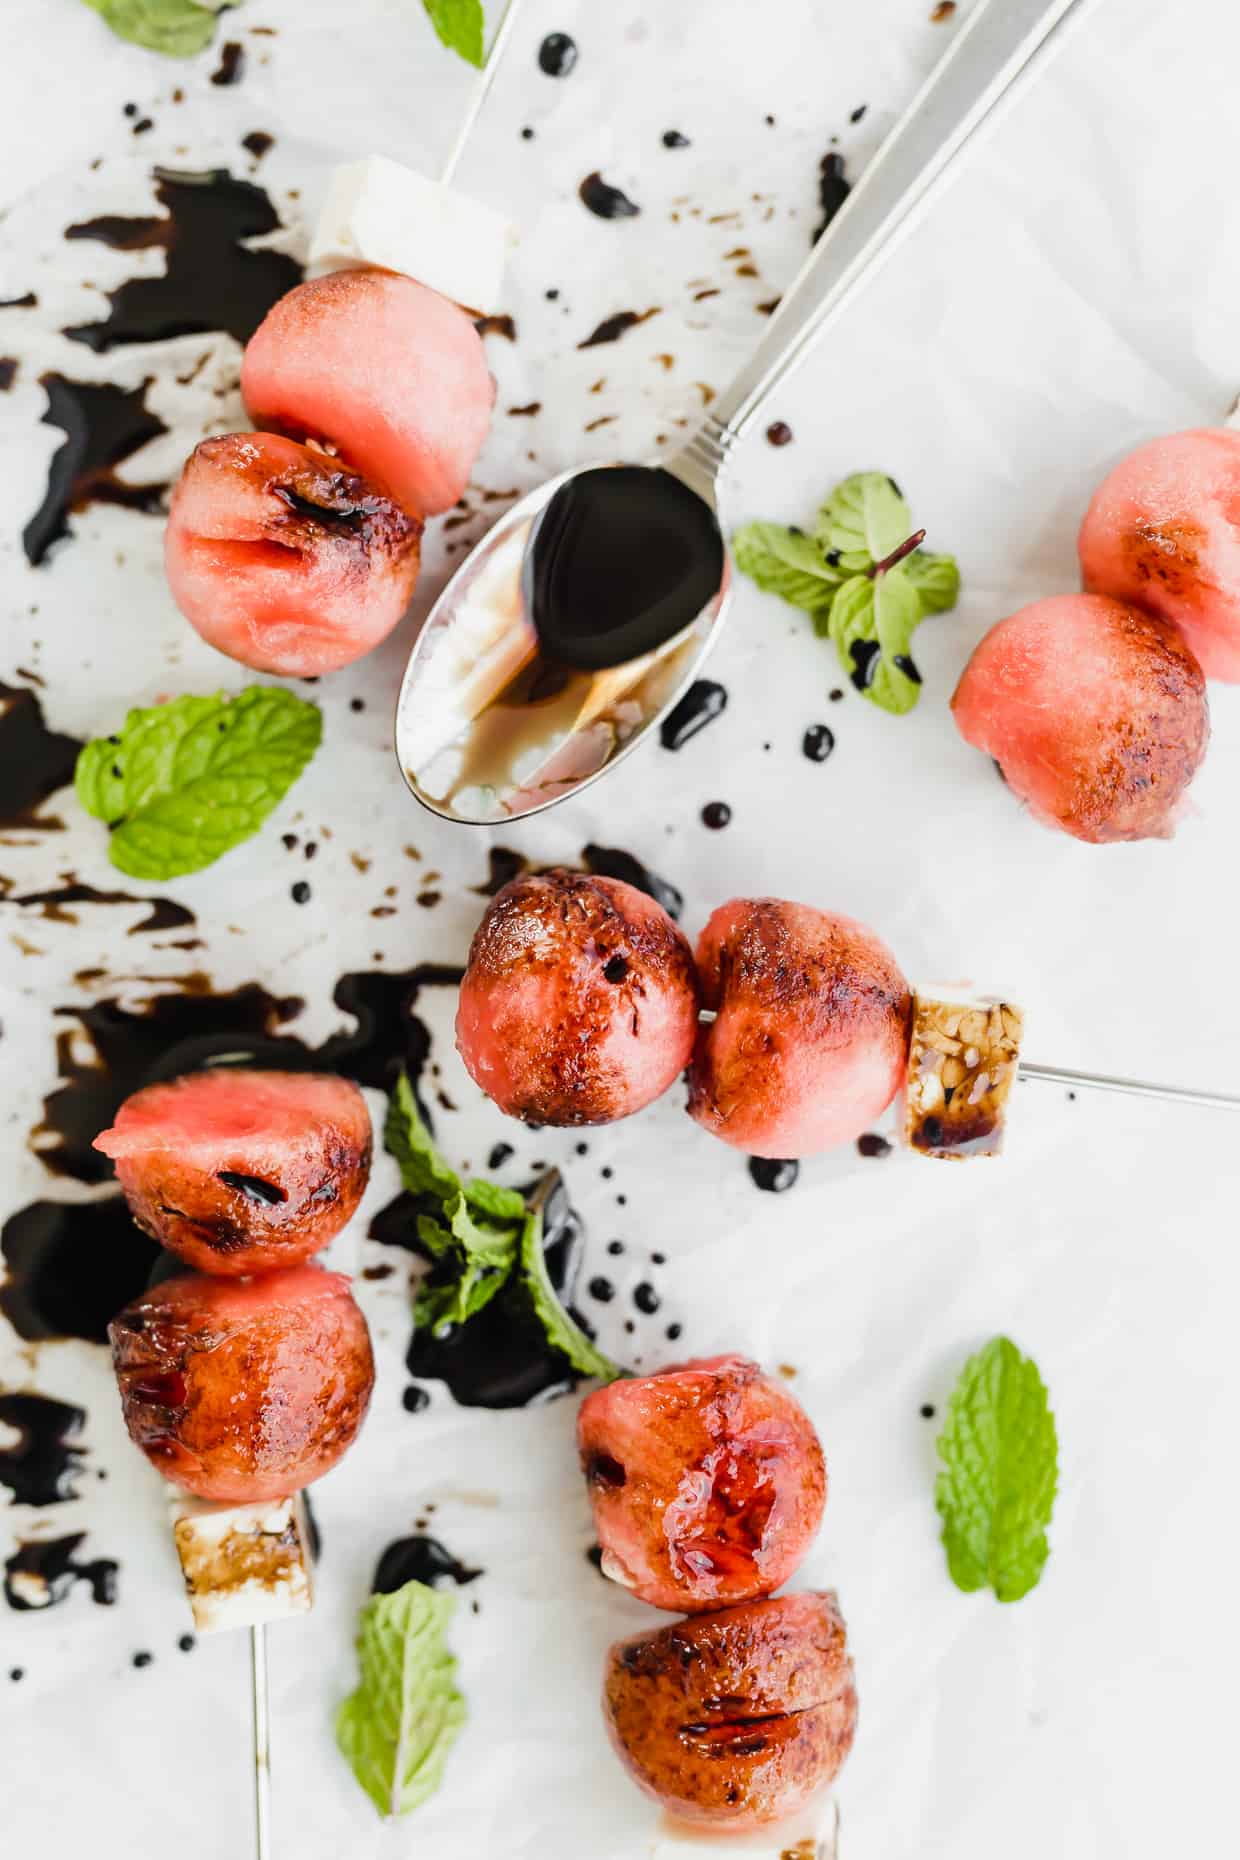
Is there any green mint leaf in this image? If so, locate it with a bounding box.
[422,0,484,66]
[829,565,925,715]
[732,522,844,613]
[903,549,961,615]
[815,470,912,568]
[81,0,232,57]
[518,1199,620,1382]
[75,687,321,880]
[463,1177,527,1223]
[415,1251,511,1335]
[443,1189,521,1267]
[935,1336,1058,1604]
[336,1580,466,1819]
[384,1073,462,1204]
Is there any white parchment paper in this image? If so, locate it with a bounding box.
[1,1,1238,1856]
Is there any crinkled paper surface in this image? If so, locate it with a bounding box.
[1,0,1238,1855]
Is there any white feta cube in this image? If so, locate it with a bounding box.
[902,984,1024,1159]
[309,154,516,314]
[171,1493,314,1634]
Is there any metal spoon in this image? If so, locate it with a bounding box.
[396,0,1096,824]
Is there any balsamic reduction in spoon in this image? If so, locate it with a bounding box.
[522,466,725,672]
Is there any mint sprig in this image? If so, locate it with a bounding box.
[935,1336,1058,1603]
[385,1072,618,1377]
[81,0,233,56]
[75,687,322,880]
[422,0,484,66]
[732,469,960,716]
[336,1580,466,1819]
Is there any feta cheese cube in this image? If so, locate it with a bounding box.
[902,986,1024,1159]
[309,154,516,314]
[171,1493,314,1634]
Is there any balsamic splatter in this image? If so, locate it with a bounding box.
[578,306,660,349]
[64,167,301,352]
[578,173,642,221]
[813,152,852,243]
[11,881,194,935]
[700,801,731,829]
[538,32,578,76]
[582,845,683,920]
[662,130,690,149]
[660,678,727,751]
[802,724,835,763]
[0,1198,161,1344]
[0,358,15,391]
[766,420,793,446]
[372,1535,482,1594]
[747,1158,800,1193]
[210,41,245,86]
[856,1132,892,1159]
[4,1534,118,1612]
[0,1393,87,1507]
[22,374,168,566]
[0,682,83,829]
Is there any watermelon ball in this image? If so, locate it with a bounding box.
[165,431,422,676]
[94,1070,372,1277]
[604,1592,858,1830]
[456,870,700,1126]
[1078,428,1240,681]
[578,1354,826,1613]
[109,1265,374,1502]
[687,898,910,1158]
[952,593,1209,843]
[241,268,494,518]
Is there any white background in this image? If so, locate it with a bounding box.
[1,0,1238,1855]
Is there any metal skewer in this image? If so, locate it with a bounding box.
[1019,1062,1240,1112]
[251,1625,273,1860]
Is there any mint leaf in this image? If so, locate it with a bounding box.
[904,549,960,615]
[422,0,484,66]
[384,1073,462,1204]
[463,1178,527,1223]
[81,0,232,56]
[518,1199,620,1382]
[732,522,844,613]
[829,565,925,716]
[336,1580,466,1819]
[415,1251,511,1335]
[935,1336,1058,1604]
[815,471,912,567]
[75,687,321,880]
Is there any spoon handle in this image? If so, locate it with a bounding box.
[685,0,1094,481]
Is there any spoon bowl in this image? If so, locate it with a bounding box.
[394,0,1091,826]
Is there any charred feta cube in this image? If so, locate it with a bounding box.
[650,1799,838,1858]
[902,988,1024,1159]
[309,154,516,314]
[172,1493,314,1634]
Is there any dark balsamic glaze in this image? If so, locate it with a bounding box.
[0,292,37,309]
[856,1132,892,1159]
[893,653,922,685]
[747,1158,800,1193]
[0,1199,160,1343]
[4,1534,118,1611]
[537,32,578,76]
[701,801,731,829]
[0,358,16,391]
[11,881,194,934]
[524,466,723,671]
[633,1282,660,1315]
[588,1276,614,1303]
[582,845,683,920]
[403,1176,596,1409]
[210,40,245,85]
[22,375,167,566]
[577,307,659,349]
[473,847,529,897]
[813,152,852,243]
[64,167,301,352]
[0,1393,87,1506]
[475,313,516,341]
[802,723,835,763]
[660,678,727,751]
[585,1542,605,1573]
[849,638,881,691]
[662,130,690,149]
[402,1385,431,1414]
[487,1142,515,1170]
[216,1170,286,1205]
[766,420,793,446]
[578,173,641,220]
[372,1535,482,1594]
[0,682,83,829]
[241,131,274,160]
